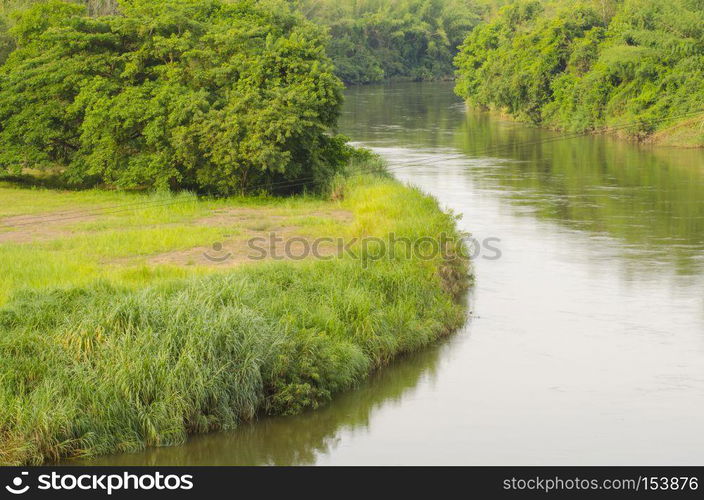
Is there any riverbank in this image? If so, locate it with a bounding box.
[454,0,704,149]
[0,172,470,465]
[465,104,704,148]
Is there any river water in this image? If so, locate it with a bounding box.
[85,81,704,465]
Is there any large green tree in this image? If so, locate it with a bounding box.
[0,0,348,194]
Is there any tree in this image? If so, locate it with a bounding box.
[454,0,704,141]
[0,0,348,194]
[296,0,482,84]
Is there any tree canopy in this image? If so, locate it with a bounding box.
[297,0,482,84]
[454,0,704,142]
[1,0,486,85]
[0,0,349,194]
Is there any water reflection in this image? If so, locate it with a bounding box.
[71,336,452,465]
[343,81,704,278]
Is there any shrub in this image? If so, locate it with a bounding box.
[0,0,347,194]
[454,0,704,143]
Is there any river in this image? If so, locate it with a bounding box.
[82,81,704,465]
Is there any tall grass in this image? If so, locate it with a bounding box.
[0,175,470,464]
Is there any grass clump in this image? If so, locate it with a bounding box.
[0,175,470,465]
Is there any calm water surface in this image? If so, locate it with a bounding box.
[85,81,704,465]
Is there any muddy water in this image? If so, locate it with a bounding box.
[83,81,704,465]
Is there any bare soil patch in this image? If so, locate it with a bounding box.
[0,212,98,244]
[146,208,352,268]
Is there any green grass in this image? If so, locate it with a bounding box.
[0,181,340,304]
[0,173,471,465]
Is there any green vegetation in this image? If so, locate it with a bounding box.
[295,0,482,84]
[0,173,469,465]
[76,334,448,466]
[0,0,349,194]
[0,182,327,305]
[0,0,117,64]
[0,0,473,466]
[0,0,485,87]
[454,0,704,145]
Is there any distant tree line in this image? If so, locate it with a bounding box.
[295,0,483,84]
[3,0,699,196]
[454,0,704,141]
[1,0,486,84]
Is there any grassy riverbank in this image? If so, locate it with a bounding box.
[0,172,470,465]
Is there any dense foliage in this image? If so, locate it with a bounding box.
[0,0,349,194]
[2,0,484,85]
[0,175,469,465]
[297,0,482,84]
[454,0,704,143]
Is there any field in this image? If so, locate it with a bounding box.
[0,178,351,305]
[0,172,470,465]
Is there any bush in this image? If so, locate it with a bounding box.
[0,0,347,194]
[454,0,704,143]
